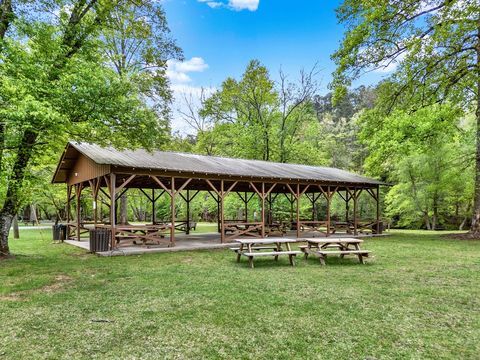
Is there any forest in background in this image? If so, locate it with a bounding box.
[1,0,477,255]
[24,59,474,232]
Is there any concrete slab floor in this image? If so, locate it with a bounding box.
[63,231,389,257]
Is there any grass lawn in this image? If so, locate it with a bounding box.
[1,229,479,359]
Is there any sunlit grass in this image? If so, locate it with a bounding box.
[1,228,479,359]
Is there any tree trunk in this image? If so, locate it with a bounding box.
[12,214,19,239]
[30,204,38,225]
[432,192,439,231]
[470,26,480,235]
[423,212,431,230]
[0,129,38,256]
[120,193,128,225]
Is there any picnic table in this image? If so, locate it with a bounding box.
[299,237,371,265]
[97,224,171,246]
[266,222,287,236]
[231,237,301,268]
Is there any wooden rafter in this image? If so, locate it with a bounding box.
[115,174,136,195]
[151,175,171,195]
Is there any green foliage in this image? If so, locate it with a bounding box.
[0,0,179,234]
[360,104,473,228]
[332,0,478,109]
[182,59,323,165]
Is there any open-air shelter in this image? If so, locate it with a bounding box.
[52,142,384,250]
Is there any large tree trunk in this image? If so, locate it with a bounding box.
[471,27,480,235]
[0,129,38,256]
[119,193,128,225]
[471,100,480,234]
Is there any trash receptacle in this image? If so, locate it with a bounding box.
[52,224,67,241]
[89,228,111,253]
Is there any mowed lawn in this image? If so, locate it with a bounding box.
[1,229,479,359]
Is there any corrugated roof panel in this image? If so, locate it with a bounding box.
[66,141,383,185]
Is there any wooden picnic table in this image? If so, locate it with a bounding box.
[299,237,371,265]
[266,222,287,236]
[96,224,171,246]
[232,237,301,268]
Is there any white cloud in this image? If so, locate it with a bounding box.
[166,57,209,84]
[229,0,259,11]
[206,1,223,8]
[166,70,192,83]
[198,0,259,11]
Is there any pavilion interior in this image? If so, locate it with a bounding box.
[63,173,384,252]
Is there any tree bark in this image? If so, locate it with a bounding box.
[432,192,439,231]
[12,214,19,239]
[0,0,13,43]
[470,25,480,235]
[0,129,38,256]
[119,193,128,225]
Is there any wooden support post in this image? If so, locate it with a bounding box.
[66,184,72,226]
[268,191,272,225]
[186,189,190,235]
[170,177,176,247]
[93,183,98,225]
[326,186,331,237]
[75,183,82,241]
[220,180,225,243]
[152,189,156,224]
[89,177,101,226]
[353,188,358,236]
[109,174,116,250]
[376,185,381,234]
[296,183,300,239]
[217,196,221,233]
[244,191,248,221]
[290,194,294,224]
[261,182,265,238]
[345,190,350,223]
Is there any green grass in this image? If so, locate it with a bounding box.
[1,229,479,359]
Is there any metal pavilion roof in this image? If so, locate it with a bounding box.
[53,141,384,186]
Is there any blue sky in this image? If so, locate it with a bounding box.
[162,0,390,133]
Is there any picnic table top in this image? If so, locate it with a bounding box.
[301,237,363,244]
[234,237,297,244]
[97,224,170,230]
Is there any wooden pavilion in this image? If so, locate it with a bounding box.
[52,142,384,249]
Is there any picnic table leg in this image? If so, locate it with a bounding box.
[289,254,295,266]
[304,242,312,259]
[274,242,280,261]
[358,254,365,264]
[339,244,346,258]
[319,254,326,266]
[353,242,365,264]
[248,256,254,269]
[236,243,243,263]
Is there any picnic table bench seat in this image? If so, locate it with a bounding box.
[299,237,372,265]
[241,250,301,268]
[233,237,298,268]
[313,250,370,265]
[241,250,301,257]
[229,246,279,252]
